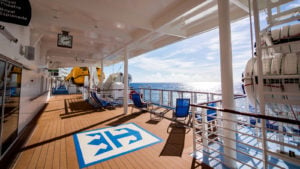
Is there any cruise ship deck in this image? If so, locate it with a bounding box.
[9,94,209,169]
[0,0,299,168]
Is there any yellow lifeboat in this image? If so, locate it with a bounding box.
[65,67,105,86]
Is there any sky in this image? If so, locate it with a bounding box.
[103,1,299,84]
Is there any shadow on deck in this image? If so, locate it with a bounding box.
[60,97,104,118]
[7,94,212,169]
[160,123,189,157]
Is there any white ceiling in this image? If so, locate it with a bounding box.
[29,0,253,68]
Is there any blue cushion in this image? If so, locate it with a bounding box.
[132,93,147,108]
[175,98,190,117]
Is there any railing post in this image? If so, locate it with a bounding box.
[160,90,163,105]
[193,93,197,105]
[170,91,173,107]
[191,93,195,113]
[202,108,209,152]
[150,89,152,102]
[279,118,284,152]
[192,102,197,157]
[167,90,172,107]
[217,102,222,142]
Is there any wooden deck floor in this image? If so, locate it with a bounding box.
[11,94,210,169]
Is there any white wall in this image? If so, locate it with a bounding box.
[18,70,50,132]
[0,21,50,133]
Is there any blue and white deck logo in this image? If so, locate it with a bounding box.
[73,123,162,168]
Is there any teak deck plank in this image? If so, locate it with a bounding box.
[11,94,210,169]
[26,121,51,168]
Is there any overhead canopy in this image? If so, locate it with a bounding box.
[29,0,275,68]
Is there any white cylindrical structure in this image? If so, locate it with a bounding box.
[123,48,129,114]
[252,0,268,168]
[217,0,236,168]
[100,58,104,89]
[83,76,89,100]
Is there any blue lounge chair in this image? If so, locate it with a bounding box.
[173,98,190,125]
[206,103,217,121]
[90,92,118,108]
[131,93,151,113]
[195,103,217,122]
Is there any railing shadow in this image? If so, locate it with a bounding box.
[107,111,145,126]
[20,114,124,152]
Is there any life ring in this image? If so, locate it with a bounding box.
[129,90,137,99]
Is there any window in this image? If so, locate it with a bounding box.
[0,56,22,156]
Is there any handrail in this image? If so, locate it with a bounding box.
[137,87,244,97]
[96,87,245,98]
[197,95,246,105]
[190,104,300,125]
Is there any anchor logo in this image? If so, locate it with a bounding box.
[74,123,162,168]
[87,133,113,155]
[105,128,142,148]
[87,127,142,156]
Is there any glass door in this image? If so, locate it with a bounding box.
[0,60,22,155]
[0,60,6,155]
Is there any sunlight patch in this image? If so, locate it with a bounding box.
[73,123,162,168]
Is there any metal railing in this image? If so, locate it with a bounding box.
[136,87,244,108]
[133,87,299,168]
[190,99,300,169]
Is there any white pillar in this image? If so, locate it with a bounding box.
[83,76,89,100]
[88,67,94,90]
[252,0,268,168]
[217,0,236,168]
[100,58,104,90]
[123,48,129,114]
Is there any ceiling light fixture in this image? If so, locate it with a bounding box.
[115,22,125,29]
[0,25,18,43]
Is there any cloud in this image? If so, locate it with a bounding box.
[124,14,256,83]
[206,56,215,60]
[288,2,300,8]
[134,71,220,83]
[123,1,300,84]
[130,54,198,74]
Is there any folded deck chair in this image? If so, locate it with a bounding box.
[91,92,118,108]
[87,93,102,108]
[173,98,191,126]
[131,93,151,113]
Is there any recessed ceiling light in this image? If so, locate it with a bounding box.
[115,22,125,29]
